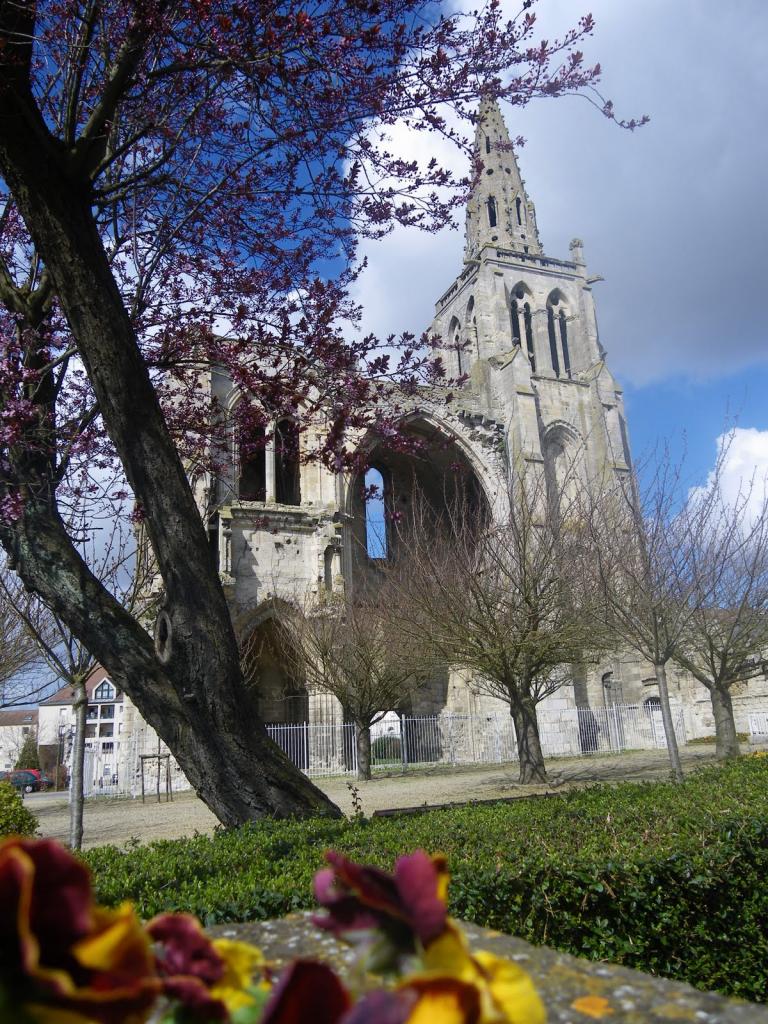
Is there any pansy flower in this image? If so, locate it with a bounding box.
[147,913,267,1020]
[0,837,159,1023]
[313,849,449,964]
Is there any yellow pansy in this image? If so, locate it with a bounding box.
[209,938,269,1011]
[406,921,545,1024]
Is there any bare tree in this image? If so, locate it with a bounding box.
[0,517,156,849]
[388,464,600,784]
[670,457,768,759]
[0,580,46,706]
[585,453,715,783]
[285,586,435,781]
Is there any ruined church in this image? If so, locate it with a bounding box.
[112,101,763,784]
[204,98,637,727]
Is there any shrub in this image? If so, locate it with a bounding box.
[83,758,768,1002]
[371,735,401,763]
[0,781,38,837]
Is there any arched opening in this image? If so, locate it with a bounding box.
[510,300,521,345]
[448,315,464,377]
[241,616,309,734]
[364,466,388,560]
[523,303,535,370]
[275,419,301,505]
[603,672,623,706]
[515,196,523,226]
[487,196,497,228]
[485,135,491,155]
[559,310,571,377]
[547,307,561,377]
[238,424,266,501]
[350,418,487,587]
[543,424,582,514]
[511,285,535,372]
[547,291,572,379]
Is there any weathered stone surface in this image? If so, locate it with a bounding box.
[209,913,768,1023]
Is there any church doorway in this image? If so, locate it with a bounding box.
[241,616,309,767]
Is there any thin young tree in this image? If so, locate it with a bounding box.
[0,1,641,823]
[285,585,435,780]
[585,453,716,783]
[388,464,600,784]
[671,454,768,759]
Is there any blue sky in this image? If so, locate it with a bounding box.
[350,0,768,491]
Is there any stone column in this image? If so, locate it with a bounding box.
[307,691,346,775]
[265,435,276,502]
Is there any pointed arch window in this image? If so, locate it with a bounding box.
[510,300,521,345]
[547,293,572,378]
[547,307,561,377]
[486,196,497,228]
[515,196,523,226]
[275,419,301,505]
[448,315,464,377]
[238,424,266,501]
[364,467,388,559]
[485,135,491,155]
[523,303,536,372]
[559,310,571,376]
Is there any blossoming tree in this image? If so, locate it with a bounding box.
[0,0,628,824]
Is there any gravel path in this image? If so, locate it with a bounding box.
[29,745,721,850]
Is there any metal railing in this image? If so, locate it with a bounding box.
[75,702,689,794]
[748,711,768,738]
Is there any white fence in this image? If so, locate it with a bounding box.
[74,703,688,796]
[748,711,768,740]
[267,703,686,778]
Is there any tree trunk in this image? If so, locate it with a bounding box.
[709,683,740,760]
[3,500,341,826]
[654,661,684,783]
[356,723,372,781]
[0,66,341,823]
[69,679,87,851]
[510,701,547,784]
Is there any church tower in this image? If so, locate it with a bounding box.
[428,99,632,488]
[464,98,542,259]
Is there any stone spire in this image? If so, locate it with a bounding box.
[464,98,543,261]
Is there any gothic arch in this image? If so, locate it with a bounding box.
[237,600,309,727]
[541,420,583,510]
[346,411,494,588]
[509,281,535,369]
[546,289,572,378]
[447,315,464,376]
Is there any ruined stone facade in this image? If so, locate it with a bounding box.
[128,101,768,767]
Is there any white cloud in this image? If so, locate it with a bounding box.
[349,114,465,342]
[691,427,768,528]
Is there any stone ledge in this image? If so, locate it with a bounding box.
[209,913,768,1023]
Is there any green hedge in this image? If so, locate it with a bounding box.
[0,781,38,837]
[83,758,768,1002]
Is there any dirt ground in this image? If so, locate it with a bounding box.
[30,744,723,850]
